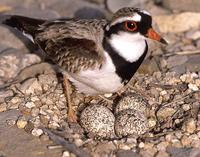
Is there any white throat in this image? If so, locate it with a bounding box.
[109,32,146,62]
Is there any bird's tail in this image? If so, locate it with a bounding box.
[0,15,45,37]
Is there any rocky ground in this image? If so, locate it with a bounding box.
[0,0,200,157]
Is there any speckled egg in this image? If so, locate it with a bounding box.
[115,109,149,137]
[80,104,115,139]
[115,93,148,114]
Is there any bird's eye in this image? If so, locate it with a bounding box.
[124,21,137,32]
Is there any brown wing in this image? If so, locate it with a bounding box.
[41,37,102,73]
[34,20,106,73]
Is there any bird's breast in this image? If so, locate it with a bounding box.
[66,52,124,95]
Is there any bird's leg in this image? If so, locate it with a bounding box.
[63,74,77,123]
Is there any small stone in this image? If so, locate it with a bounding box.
[157,107,176,120]
[139,142,145,148]
[188,83,199,91]
[115,109,149,137]
[0,103,7,112]
[24,122,34,133]
[16,118,28,129]
[31,128,43,137]
[184,118,196,134]
[171,139,182,147]
[6,119,17,126]
[182,104,190,111]
[62,151,70,157]
[181,135,192,146]
[119,144,131,150]
[156,141,169,151]
[160,90,167,96]
[186,30,200,40]
[148,118,157,128]
[48,121,60,129]
[174,131,183,139]
[31,108,40,117]
[156,151,170,157]
[165,134,173,142]
[25,102,35,109]
[80,104,115,139]
[74,138,84,147]
[20,78,42,95]
[10,97,21,104]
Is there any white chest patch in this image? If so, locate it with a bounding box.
[109,32,146,62]
[66,52,123,95]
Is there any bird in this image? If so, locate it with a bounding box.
[0,7,167,122]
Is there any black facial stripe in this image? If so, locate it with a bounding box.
[137,12,152,34]
[102,37,148,83]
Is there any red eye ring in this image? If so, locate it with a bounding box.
[124,21,137,32]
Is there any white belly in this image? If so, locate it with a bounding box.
[65,52,123,95]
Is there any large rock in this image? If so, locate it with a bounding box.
[106,0,148,13]
[162,0,200,12]
[0,49,41,83]
[47,0,106,19]
[154,12,200,33]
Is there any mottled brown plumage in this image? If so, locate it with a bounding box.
[35,19,107,73]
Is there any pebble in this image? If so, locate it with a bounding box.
[181,135,192,146]
[188,83,199,91]
[25,102,35,109]
[156,151,170,157]
[16,118,28,129]
[19,78,42,95]
[139,142,145,149]
[157,107,176,120]
[6,119,17,126]
[0,103,7,112]
[182,104,190,111]
[156,141,169,151]
[31,128,43,137]
[184,118,196,134]
[148,118,157,128]
[62,151,70,157]
[186,30,200,40]
[74,138,84,147]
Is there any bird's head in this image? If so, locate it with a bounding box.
[104,7,167,62]
[106,7,167,44]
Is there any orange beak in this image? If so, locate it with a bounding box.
[146,28,168,45]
